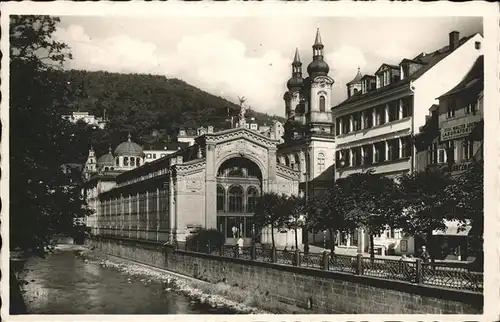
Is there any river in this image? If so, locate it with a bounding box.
[18,245,236,314]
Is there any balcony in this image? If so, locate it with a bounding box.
[336,117,412,148]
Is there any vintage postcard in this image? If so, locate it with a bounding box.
[1,2,499,322]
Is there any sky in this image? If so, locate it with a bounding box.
[55,16,482,117]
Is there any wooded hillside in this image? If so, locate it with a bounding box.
[55,69,284,159]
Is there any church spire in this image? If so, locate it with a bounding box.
[293,47,301,65]
[314,28,323,48]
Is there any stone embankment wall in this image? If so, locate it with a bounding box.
[91,237,482,314]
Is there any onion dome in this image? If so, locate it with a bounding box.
[287,48,304,90]
[307,28,330,77]
[114,133,143,157]
[347,67,363,85]
[97,147,115,167]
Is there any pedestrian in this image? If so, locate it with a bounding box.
[237,236,244,256]
[420,246,430,263]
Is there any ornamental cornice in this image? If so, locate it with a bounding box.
[276,163,300,180]
[205,128,279,148]
[175,159,206,174]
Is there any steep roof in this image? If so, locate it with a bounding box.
[334,33,477,109]
[438,55,483,99]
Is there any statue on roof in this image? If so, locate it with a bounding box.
[237,96,247,128]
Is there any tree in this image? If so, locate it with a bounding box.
[445,160,484,258]
[397,168,456,261]
[282,195,307,250]
[253,192,287,249]
[308,180,356,254]
[10,15,88,256]
[347,170,403,260]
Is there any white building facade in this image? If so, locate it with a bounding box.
[332,31,483,255]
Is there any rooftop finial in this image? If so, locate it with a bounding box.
[293,47,301,63]
[108,145,112,153]
[314,27,323,46]
[128,133,131,142]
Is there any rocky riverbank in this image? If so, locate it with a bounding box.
[77,247,269,314]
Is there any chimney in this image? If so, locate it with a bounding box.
[449,31,460,51]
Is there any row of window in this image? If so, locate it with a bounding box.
[98,190,169,230]
[117,156,142,167]
[217,185,259,213]
[336,136,412,168]
[428,139,476,165]
[336,97,413,136]
[446,100,478,118]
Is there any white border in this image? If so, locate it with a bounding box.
[1,2,499,322]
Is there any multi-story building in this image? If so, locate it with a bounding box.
[413,55,483,260]
[332,30,483,255]
[62,111,107,129]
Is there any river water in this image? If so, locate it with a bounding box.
[19,245,236,314]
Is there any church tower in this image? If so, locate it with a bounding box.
[83,146,97,180]
[306,28,335,135]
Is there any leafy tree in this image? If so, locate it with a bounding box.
[253,192,287,249]
[282,195,307,250]
[10,15,89,256]
[445,160,484,258]
[347,170,403,260]
[308,179,356,254]
[397,168,456,261]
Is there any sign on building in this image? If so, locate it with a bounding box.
[440,120,480,142]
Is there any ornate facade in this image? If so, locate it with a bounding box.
[83,126,300,247]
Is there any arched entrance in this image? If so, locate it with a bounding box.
[215,157,262,246]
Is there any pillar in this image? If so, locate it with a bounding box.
[300,150,306,182]
[360,145,365,165]
[372,108,377,127]
[136,192,140,239]
[156,187,160,242]
[360,111,365,129]
[348,148,353,167]
[338,118,343,135]
[349,115,353,133]
[205,143,217,229]
[121,194,124,237]
[146,190,150,239]
[128,195,132,238]
[385,104,389,123]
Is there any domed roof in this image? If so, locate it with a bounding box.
[347,67,363,85]
[307,59,329,77]
[97,148,115,166]
[287,76,304,90]
[114,134,144,157]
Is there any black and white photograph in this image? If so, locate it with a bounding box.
[1,2,499,321]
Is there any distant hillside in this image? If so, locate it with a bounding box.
[55,70,284,155]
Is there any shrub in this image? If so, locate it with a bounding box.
[186,229,225,253]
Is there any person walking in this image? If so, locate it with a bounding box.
[237,236,244,257]
[420,246,431,263]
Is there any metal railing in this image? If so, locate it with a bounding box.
[182,243,483,293]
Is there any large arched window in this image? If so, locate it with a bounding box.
[217,185,225,212]
[284,155,290,167]
[319,95,326,112]
[136,158,141,167]
[130,157,136,167]
[246,187,258,213]
[317,152,326,173]
[116,158,119,166]
[123,157,129,166]
[228,186,243,213]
